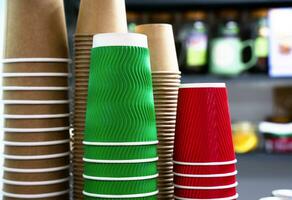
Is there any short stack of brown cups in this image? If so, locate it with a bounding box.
[2,0,71,199]
[72,0,128,199]
[136,24,181,199]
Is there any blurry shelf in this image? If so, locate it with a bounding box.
[126,0,292,9]
[181,74,292,87]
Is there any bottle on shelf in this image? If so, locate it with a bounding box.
[178,11,209,74]
[249,9,269,73]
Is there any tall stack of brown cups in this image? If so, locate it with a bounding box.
[136,24,181,199]
[2,0,71,199]
[73,0,128,199]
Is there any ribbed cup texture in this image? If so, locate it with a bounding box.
[83,45,158,198]
[173,86,237,199]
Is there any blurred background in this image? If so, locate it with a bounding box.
[0,0,292,199]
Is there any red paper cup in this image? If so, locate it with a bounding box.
[174,83,235,163]
[174,164,237,175]
[174,187,237,199]
[174,175,237,187]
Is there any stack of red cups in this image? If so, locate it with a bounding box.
[173,83,238,200]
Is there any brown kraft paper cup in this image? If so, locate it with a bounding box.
[4,193,70,200]
[4,169,70,181]
[135,24,179,72]
[5,0,68,58]
[4,131,69,142]
[5,104,69,115]
[3,63,69,73]
[3,181,70,194]
[76,0,127,34]
[5,117,69,128]
[3,91,69,100]
[3,77,68,87]
[4,157,70,169]
[4,143,70,155]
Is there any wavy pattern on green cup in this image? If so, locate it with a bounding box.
[84,195,158,200]
[85,46,157,142]
[84,162,158,178]
[84,178,157,195]
[84,145,157,160]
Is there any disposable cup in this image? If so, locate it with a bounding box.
[174,84,236,163]
[174,193,239,200]
[135,24,179,72]
[5,118,69,128]
[5,104,69,115]
[4,131,69,142]
[3,169,70,181]
[84,178,157,195]
[174,187,237,199]
[3,190,70,200]
[3,64,68,75]
[83,162,157,178]
[174,176,236,187]
[3,76,68,87]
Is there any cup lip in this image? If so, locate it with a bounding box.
[4,126,70,133]
[4,113,71,119]
[151,71,181,74]
[83,157,158,164]
[2,100,70,105]
[1,58,71,64]
[2,190,70,199]
[174,182,238,190]
[173,159,237,166]
[173,170,238,178]
[83,173,159,181]
[93,33,148,48]
[3,177,69,186]
[259,197,287,200]
[3,139,70,147]
[3,165,70,173]
[83,140,159,146]
[2,73,70,77]
[83,190,159,199]
[4,152,70,160]
[174,193,239,200]
[180,83,226,89]
[2,86,70,91]
[272,189,292,198]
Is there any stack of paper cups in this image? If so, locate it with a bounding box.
[73,0,127,199]
[2,0,71,199]
[82,33,158,199]
[173,83,238,200]
[136,24,181,199]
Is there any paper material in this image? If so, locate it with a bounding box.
[5,0,68,58]
[76,0,127,34]
[136,24,179,72]
[3,63,69,73]
[4,131,69,142]
[4,169,69,181]
[4,144,70,155]
[5,105,69,115]
[3,91,68,100]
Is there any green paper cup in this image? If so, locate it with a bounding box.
[84,162,157,178]
[84,178,157,195]
[84,144,157,160]
[84,196,157,200]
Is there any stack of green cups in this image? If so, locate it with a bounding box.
[83,33,159,199]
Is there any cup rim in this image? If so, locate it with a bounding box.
[4,113,71,119]
[93,33,148,48]
[3,177,69,186]
[173,170,238,178]
[83,157,158,164]
[3,165,70,173]
[83,173,158,181]
[83,140,158,146]
[2,86,69,91]
[174,182,238,190]
[4,126,70,133]
[83,190,159,199]
[180,83,226,89]
[272,189,292,198]
[174,193,239,200]
[3,139,70,147]
[173,159,237,166]
[2,100,70,105]
[2,190,70,199]
[4,152,70,160]
[2,73,70,77]
[1,58,71,64]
